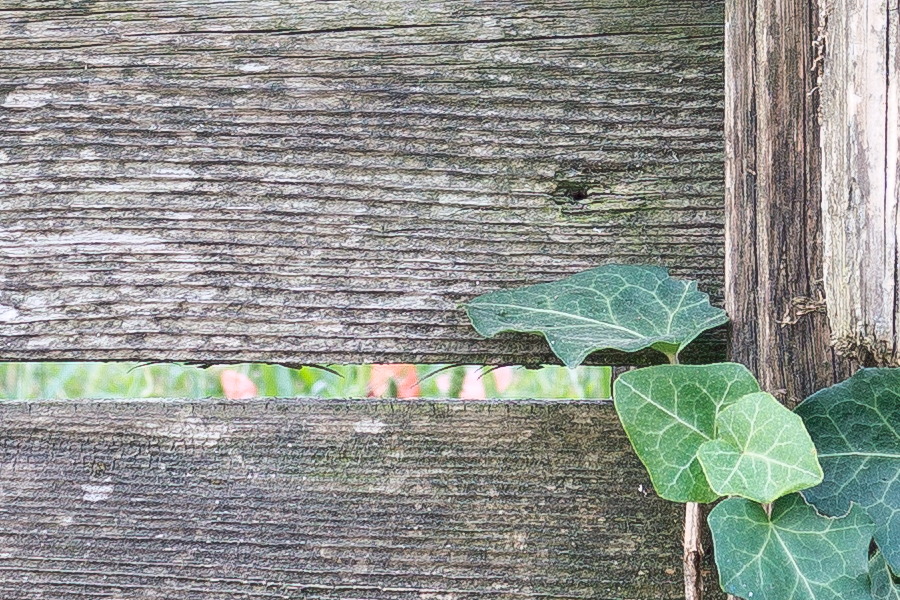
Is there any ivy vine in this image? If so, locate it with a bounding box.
[465,264,899,600]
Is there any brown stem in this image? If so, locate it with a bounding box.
[667,352,705,600]
[684,501,704,600]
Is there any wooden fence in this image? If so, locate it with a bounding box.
[1,0,896,598]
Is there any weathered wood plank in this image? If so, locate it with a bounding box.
[0,398,721,599]
[820,0,900,366]
[0,0,726,365]
[724,0,848,405]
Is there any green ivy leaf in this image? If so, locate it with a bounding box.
[697,392,823,503]
[464,265,727,367]
[795,368,900,571]
[872,552,900,600]
[613,363,760,502]
[708,494,874,600]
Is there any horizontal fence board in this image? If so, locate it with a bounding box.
[0,398,722,599]
[0,0,725,365]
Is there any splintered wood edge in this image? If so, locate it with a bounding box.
[820,0,900,365]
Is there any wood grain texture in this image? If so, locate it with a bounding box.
[0,398,723,599]
[820,0,900,365]
[0,0,726,366]
[724,0,849,405]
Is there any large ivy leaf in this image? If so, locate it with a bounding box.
[872,552,900,600]
[613,363,760,502]
[464,264,727,367]
[708,494,874,600]
[697,392,823,503]
[795,368,900,571]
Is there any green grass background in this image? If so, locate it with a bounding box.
[0,363,611,400]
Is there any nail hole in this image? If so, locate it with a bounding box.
[568,187,589,201]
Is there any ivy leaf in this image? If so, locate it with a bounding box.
[872,552,900,600]
[464,264,727,367]
[613,363,760,502]
[708,494,874,600]
[795,368,900,571]
[697,392,823,503]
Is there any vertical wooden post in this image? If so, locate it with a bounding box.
[724,0,849,407]
[723,2,854,597]
[820,0,900,364]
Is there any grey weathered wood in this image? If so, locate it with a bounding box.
[820,0,900,366]
[724,0,849,406]
[0,398,722,599]
[0,0,726,366]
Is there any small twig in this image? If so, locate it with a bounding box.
[670,353,704,600]
[416,363,466,385]
[684,502,705,600]
[475,364,516,380]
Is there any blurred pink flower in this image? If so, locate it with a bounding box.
[220,369,258,399]
[461,367,486,399]
[367,364,420,398]
[435,373,452,395]
[492,366,515,393]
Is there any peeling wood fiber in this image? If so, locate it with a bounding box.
[821,0,900,365]
[0,0,726,366]
[0,398,723,599]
